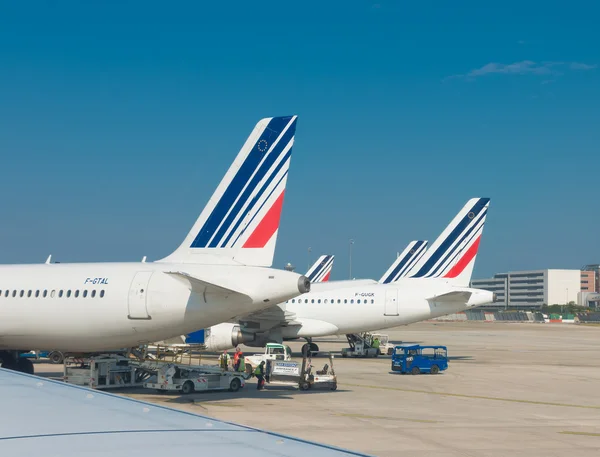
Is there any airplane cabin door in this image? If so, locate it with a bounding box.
[384,289,399,316]
[128,271,153,319]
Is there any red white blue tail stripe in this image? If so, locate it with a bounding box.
[379,240,428,284]
[408,198,490,279]
[306,255,334,283]
[191,116,296,249]
[158,116,297,267]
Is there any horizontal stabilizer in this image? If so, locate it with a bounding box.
[427,290,472,303]
[164,271,251,300]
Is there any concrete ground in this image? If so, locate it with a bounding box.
[36,322,600,457]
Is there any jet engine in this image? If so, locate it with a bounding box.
[203,323,257,351]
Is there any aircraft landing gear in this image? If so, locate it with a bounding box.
[301,339,319,357]
[0,351,34,375]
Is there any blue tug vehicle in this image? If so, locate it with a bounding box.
[391,344,448,375]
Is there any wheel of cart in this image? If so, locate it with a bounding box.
[181,380,195,394]
[229,377,242,392]
[299,381,311,391]
[48,351,64,364]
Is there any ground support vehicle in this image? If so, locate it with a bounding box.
[371,333,394,355]
[63,354,151,389]
[244,343,292,374]
[262,352,337,391]
[341,333,381,358]
[143,363,248,394]
[391,344,448,375]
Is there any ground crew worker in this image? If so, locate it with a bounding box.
[372,337,380,349]
[219,350,230,370]
[233,347,242,372]
[237,353,246,373]
[254,361,265,390]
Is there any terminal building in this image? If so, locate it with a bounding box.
[470,269,582,310]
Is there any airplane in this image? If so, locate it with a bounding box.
[0,115,310,374]
[200,198,496,354]
[306,254,335,283]
[180,254,335,346]
[378,240,428,284]
[0,368,368,456]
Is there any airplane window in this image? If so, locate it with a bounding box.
[311,299,314,304]
[304,299,308,303]
[66,290,71,297]
[350,299,354,304]
[83,290,88,298]
[0,290,2,296]
[12,290,17,297]
[35,290,40,298]
[4,290,8,297]
[27,290,32,297]
[338,299,341,304]
[59,290,63,298]
[50,290,56,298]
[324,299,328,304]
[100,290,105,298]
[357,299,361,304]
[43,290,47,298]
[20,290,24,297]
[91,290,96,298]
[75,290,79,298]
[318,299,321,304]
[371,299,374,304]
[344,299,347,304]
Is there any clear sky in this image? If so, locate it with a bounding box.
[1,1,598,280]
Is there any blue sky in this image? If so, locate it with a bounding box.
[0,1,598,280]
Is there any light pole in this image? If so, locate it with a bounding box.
[307,247,312,271]
[349,239,354,279]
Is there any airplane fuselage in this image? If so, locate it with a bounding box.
[280,279,494,338]
[0,262,303,352]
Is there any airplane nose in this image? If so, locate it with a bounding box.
[298,275,311,294]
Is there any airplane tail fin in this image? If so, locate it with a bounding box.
[407,198,490,286]
[158,116,298,267]
[378,241,428,284]
[306,255,334,283]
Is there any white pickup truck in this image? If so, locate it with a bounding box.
[244,343,292,374]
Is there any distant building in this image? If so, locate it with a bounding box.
[581,264,600,293]
[581,270,596,292]
[471,269,581,310]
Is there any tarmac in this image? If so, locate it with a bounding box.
[36,321,600,457]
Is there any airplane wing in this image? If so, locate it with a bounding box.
[164,271,252,301]
[427,290,472,303]
[0,368,368,457]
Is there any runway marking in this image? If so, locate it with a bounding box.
[340,383,600,410]
[559,431,600,437]
[199,402,244,408]
[334,413,438,423]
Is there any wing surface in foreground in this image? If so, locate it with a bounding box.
[0,368,368,457]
